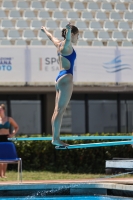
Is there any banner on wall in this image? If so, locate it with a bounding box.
[0,46,133,85]
[28,46,58,84]
[76,47,133,84]
[0,47,26,85]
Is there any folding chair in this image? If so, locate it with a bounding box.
[0,142,22,182]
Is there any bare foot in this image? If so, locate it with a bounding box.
[52,139,69,147]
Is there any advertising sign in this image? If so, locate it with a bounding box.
[29,46,59,85]
[76,47,133,84]
[0,47,25,85]
[0,46,133,85]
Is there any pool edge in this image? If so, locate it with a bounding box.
[0,182,133,198]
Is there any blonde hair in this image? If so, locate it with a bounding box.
[0,104,6,111]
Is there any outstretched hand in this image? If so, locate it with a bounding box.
[41,26,46,33]
[66,22,72,30]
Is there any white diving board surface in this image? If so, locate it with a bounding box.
[8,136,133,141]
[106,160,133,169]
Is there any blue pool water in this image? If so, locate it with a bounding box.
[0,196,132,200]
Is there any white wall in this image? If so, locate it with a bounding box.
[11,100,41,135]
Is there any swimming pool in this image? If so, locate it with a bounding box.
[0,196,132,200]
[1,181,133,200]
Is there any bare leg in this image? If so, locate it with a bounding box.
[0,163,7,178]
[2,164,7,178]
[51,75,73,146]
[51,89,59,136]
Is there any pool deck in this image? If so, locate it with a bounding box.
[0,178,133,197]
[0,177,133,184]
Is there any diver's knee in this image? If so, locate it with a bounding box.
[54,107,66,117]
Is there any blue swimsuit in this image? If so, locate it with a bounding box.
[56,47,76,82]
[0,120,10,142]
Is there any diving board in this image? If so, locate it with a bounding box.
[8,136,133,141]
[55,140,133,150]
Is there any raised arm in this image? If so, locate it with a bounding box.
[63,23,72,49]
[41,26,60,47]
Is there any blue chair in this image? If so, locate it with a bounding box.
[0,142,22,182]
